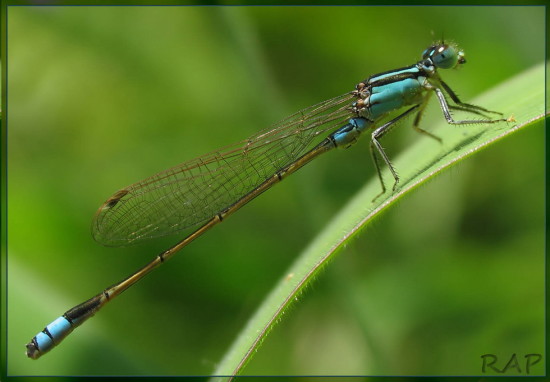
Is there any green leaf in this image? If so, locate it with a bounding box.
[210,61,546,380]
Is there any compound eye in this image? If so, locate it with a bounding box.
[431,44,460,69]
[421,45,437,61]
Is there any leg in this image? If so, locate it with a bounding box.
[433,87,508,125]
[370,106,419,200]
[448,105,495,119]
[412,93,442,143]
[439,80,504,116]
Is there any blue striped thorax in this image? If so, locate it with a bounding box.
[352,42,465,121]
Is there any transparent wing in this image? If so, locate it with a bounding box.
[92,92,357,246]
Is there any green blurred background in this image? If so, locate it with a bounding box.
[6,5,544,377]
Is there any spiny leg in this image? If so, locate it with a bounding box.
[370,106,419,200]
[432,86,508,125]
[369,139,386,200]
[412,93,442,143]
[448,105,496,119]
[439,80,504,116]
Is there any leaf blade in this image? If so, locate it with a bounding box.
[211,61,546,379]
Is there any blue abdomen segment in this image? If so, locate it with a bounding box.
[27,292,106,359]
[27,316,74,359]
[331,117,370,148]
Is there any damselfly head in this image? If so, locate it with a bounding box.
[422,42,464,70]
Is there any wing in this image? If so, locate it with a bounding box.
[92,92,357,246]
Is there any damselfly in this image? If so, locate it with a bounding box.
[26,41,509,359]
